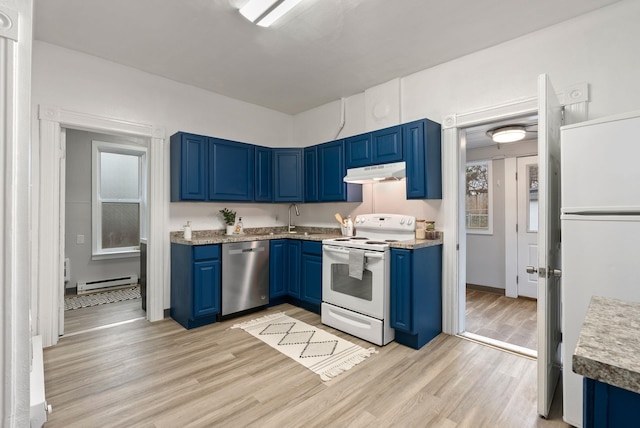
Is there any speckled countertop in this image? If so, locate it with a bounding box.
[573,296,640,394]
[170,227,443,249]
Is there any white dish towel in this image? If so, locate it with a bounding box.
[348,249,365,280]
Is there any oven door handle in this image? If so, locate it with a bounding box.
[323,246,384,259]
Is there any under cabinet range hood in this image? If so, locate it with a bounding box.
[343,161,406,184]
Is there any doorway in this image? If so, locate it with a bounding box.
[62,128,148,336]
[462,116,539,354]
[36,105,166,347]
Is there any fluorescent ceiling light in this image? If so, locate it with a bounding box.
[239,0,303,28]
[486,125,527,143]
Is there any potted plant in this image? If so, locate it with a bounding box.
[219,208,236,235]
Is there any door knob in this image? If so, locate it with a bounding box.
[551,269,562,277]
[526,265,537,274]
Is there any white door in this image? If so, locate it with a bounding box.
[517,156,538,298]
[536,74,563,417]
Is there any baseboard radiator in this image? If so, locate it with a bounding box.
[77,274,138,294]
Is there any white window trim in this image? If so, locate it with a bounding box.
[465,159,493,235]
[92,140,147,259]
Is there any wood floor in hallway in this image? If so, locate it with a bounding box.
[44,303,568,427]
[64,298,146,335]
[465,288,537,351]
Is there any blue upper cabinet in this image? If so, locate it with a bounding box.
[345,125,402,168]
[317,140,362,202]
[273,149,303,202]
[318,140,346,201]
[345,133,372,168]
[402,119,442,199]
[304,147,318,202]
[208,138,255,201]
[371,125,402,164]
[170,132,208,201]
[255,146,273,202]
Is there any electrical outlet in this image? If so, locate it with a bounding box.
[76,234,85,244]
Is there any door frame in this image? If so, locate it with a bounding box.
[35,105,167,347]
[441,82,589,335]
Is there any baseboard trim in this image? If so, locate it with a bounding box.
[466,283,505,295]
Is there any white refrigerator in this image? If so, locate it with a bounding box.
[561,111,640,427]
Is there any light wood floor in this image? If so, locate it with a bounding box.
[466,289,538,351]
[64,298,146,335]
[44,303,568,427]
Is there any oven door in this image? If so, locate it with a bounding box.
[322,245,388,319]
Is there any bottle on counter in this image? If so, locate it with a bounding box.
[235,217,244,234]
[345,215,354,237]
[184,221,192,240]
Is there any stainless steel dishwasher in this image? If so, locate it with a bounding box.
[221,240,269,316]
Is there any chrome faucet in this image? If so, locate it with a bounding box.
[288,203,300,233]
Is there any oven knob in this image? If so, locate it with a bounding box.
[400,218,405,224]
[407,218,413,225]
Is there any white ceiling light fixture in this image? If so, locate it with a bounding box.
[486,125,527,143]
[239,0,303,27]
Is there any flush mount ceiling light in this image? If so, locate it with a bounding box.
[486,125,527,143]
[239,0,303,27]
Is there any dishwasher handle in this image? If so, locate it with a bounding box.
[228,246,266,255]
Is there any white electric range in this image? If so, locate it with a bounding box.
[321,213,416,345]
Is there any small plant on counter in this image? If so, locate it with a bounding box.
[219,208,236,226]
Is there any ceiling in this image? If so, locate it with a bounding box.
[465,114,538,150]
[33,0,621,115]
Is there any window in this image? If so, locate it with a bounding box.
[465,160,493,234]
[92,140,147,259]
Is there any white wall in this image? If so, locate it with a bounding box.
[292,0,640,230]
[31,42,297,311]
[65,129,142,289]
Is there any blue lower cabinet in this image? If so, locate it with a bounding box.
[171,243,221,329]
[390,245,442,349]
[583,377,640,427]
[269,239,321,313]
[269,239,301,300]
[287,240,301,297]
[269,240,288,299]
[300,241,322,312]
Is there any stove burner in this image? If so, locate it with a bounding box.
[350,237,369,240]
[385,239,398,242]
[334,238,351,241]
[365,241,388,245]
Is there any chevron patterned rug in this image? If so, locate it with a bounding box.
[64,285,141,311]
[231,312,376,381]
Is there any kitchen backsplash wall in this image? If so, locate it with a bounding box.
[169,181,441,233]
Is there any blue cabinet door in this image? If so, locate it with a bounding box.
[371,125,403,164]
[301,253,322,306]
[403,119,442,199]
[318,140,346,201]
[584,377,640,428]
[193,259,221,318]
[345,133,372,168]
[390,249,413,333]
[287,240,301,297]
[171,243,221,329]
[208,138,255,201]
[255,146,273,202]
[273,149,303,202]
[269,240,288,299]
[170,132,207,201]
[304,147,318,202]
